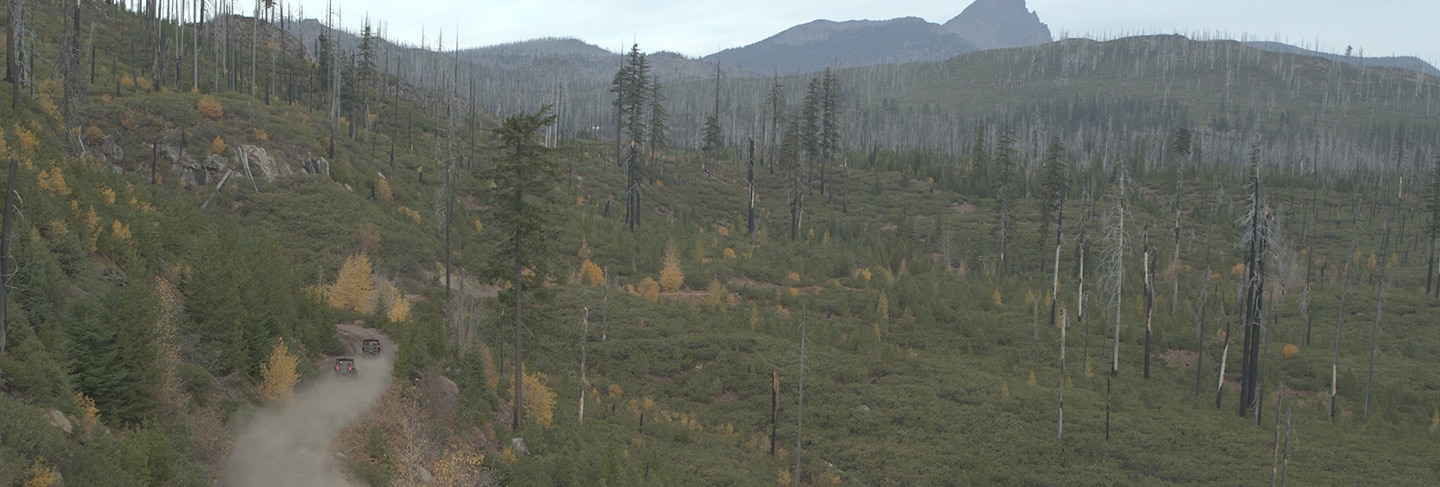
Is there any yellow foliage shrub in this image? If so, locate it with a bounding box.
[660,242,684,292]
[607,383,624,398]
[100,186,116,205]
[480,344,499,392]
[771,466,794,484]
[23,459,59,487]
[522,371,556,427]
[399,206,421,223]
[37,168,71,196]
[580,259,604,286]
[197,94,223,120]
[723,247,736,259]
[473,219,484,233]
[705,278,728,309]
[376,177,394,202]
[388,295,411,322]
[111,219,132,242]
[211,136,227,155]
[75,391,100,434]
[1230,262,1245,276]
[1282,344,1300,359]
[10,123,36,157]
[637,277,660,302]
[258,338,301,404]
[787,271,801,282]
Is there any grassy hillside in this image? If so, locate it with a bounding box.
[1,2,1438,487]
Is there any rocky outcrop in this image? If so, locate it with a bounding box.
[942,0,1052,51]
[165,143,330,189]
[236,145,293,181]
[96,135,124,167]
[299,156,330,176]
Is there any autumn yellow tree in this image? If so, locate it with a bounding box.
[522,370,556,427]
[329,253,377,313]
[211,136,227,155]
[659,241,684,292]
[580,259,604,285]
[258,339,300,404]
[388,295,411,322]
[197,94,223,120]
[376,177,394,202]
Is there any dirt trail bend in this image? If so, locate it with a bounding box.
[224,324,394,487]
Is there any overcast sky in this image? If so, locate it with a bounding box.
[285,0,1438,65]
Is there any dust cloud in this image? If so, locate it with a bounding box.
[224,327,393,487]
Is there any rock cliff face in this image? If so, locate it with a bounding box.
[703,0,1051,75]
[943,0,1052,51]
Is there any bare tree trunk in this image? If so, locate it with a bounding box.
[747,138,756,236]
[1057,309,1069,450]
[1330,237,1357,419]
[1271,383,1286,486]
[1143,224,1154,379]
[6,0,23,111]
[1217,317,1232,409]
[1195,281,1210,398]
[1078,232,1089,376]
[1363,278,1384,420]
[1172,207,1181,315]
[1111,173,1127,376]
[1280,408,1292,486]
[794,311,807,487]
[512,238,524,432]
[770,368,778,457]
[578,308,588,425]
[0,159,16,356]
[601,266,609,340]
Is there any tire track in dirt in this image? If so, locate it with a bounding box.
[223,324,394,487]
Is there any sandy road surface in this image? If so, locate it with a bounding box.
[223,325,394,487]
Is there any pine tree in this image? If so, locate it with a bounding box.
[479,106,564,432]
[609,44,649,150]
[1424,155,1440,295]
[819,68,840,196]
[701,63,723,170]
[1038,136,1070,272]
[648,81,669,161]
[780,115,806,240]
[800,78,821,185]
[970,123,989,193]
[994,124,1018,277]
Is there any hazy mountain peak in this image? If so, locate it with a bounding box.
[944,0,1051,50]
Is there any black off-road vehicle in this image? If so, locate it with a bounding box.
[361,339,381,357]
[334,358,357,377]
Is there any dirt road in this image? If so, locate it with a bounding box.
[224,324,394,487]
